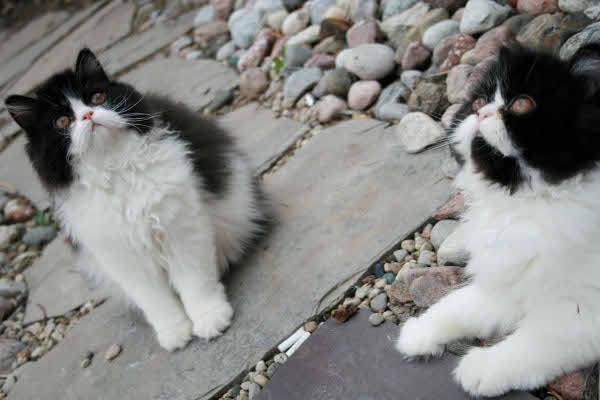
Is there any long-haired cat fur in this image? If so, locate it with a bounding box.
[5,49,269,351]
[396,44,600,396]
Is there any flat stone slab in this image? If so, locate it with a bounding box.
[23,239,106,324]
[120,57,239,111]
[0,1,108,94]
[219,103,309,174]
[7,118,452,400]
[258,310,537,400]
[7,1,135,96]
[103,10,197,77]
[0,135,48,209]
[0,11,69,62]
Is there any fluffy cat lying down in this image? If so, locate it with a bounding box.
[5,49,269,351]
[397,44,600,396]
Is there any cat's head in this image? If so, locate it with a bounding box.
[450,44,600,194]
[5,48,154,191]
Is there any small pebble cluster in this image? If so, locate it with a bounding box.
[218,320,319,400]
[156,0,599,152]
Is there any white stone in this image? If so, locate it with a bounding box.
[396,112,445,153]
[459,0,511,35]
[338,44,395,80]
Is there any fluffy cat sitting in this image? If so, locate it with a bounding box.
[396,44,600,396]
[5,49,268,351]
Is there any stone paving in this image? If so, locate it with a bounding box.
[0,2,468,399]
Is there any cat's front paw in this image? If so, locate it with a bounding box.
[190,300,234,340]
[156,319,193,352]
[396,317,445,358]
[454,348,506,397]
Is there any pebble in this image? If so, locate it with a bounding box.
[396,112,445,153]
[397,262,427,280]
[368,312,385,326]
[266,362,280,378]
[368,288,382,299]
[248,382,261,399]
[394,249,409,262]
[374,278,388,289]
[240,68,269,100]
[355,284,371,299]
[404,266,464,307]
[370,292,388,312]
[382,272,396,284]
[417,250,435,265]
[105,344,121,361]
[338,44,396,80]
[254,374,269,387]
[517,0,559,15]
[241,381,251,391]
[558,0,593,12]
[311,0,336,25]
[401,42,431,70]
[194,4,215,26]
[282,9,310,36]
[267,9,289,31]
[408,81,449,117]
[322,68,353,96]
[237,29,276,72]
[437,231,469,266]
[352,0,377,22]
[384,262,402,274]
[304,53,335,69]
[434,192,466,220]
[560,21,600,61]
[304,321,318,333]
[381,2,431,36]
[284,45,314,70]
[400,70,422,90]
[459,0,511,35]
[547,370,586,400]
[347,80,381,110]
[375,263,385,277]
[430,220,459,249]
[446,64,473,104]
[317,95,347,122]
[383,0,420,20]
[22,226,57,246]
[0,225,20,249]
[586,5,600,20]
[438,33,476,71]
[516,14,561,52]
[4,199,34,222]
[401,239,416,252]
[287,25,321,46]
[216,41,237,61]
[274,353,288,363]
[228,9,262,48]
[255,360,267,373]
[374,82,410,119]
[346,20,381,47]
[283,68,323,107]
[313,37,346,54]
[171,36,192,56]
[423,20,460,50]
[344,297,362,306]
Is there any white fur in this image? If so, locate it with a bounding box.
[397,89,600,395]
[54,100,262,351]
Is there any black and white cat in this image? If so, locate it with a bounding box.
[5,49,269,351]
[396,44,600,396]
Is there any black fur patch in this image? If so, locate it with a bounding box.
[450,44,600,191]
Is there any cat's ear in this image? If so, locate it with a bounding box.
[569,44,600,97]
[75,48,109,83]
[5,95,40,132]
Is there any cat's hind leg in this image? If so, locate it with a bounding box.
[396,284,520,358]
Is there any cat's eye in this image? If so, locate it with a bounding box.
[510,96,535,114]
[55,116,70,129]
[472,98,487,112]
[91,92,105,105]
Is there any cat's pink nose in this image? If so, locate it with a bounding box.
[82,111,94,121]
[478,110,493,121]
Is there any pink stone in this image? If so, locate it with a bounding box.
[237,29,276,72]
[346,20,382,48]
[212,0,233,21]
[240,68,269,100]
[304,53,336,69]
[441,104,462,130]
[462,26,511,66]
[348,80,381,110]
[439,33,476,72]
[264,80,283,99]
[270,35,289,59]
[516,0,558,15]
[421,223,433,239]
[318,95,347,123]
[4,198,34,222]
[401,42,432,71]
[404,266,464,307]
[548,371,585,400]
[433,192,465,220]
